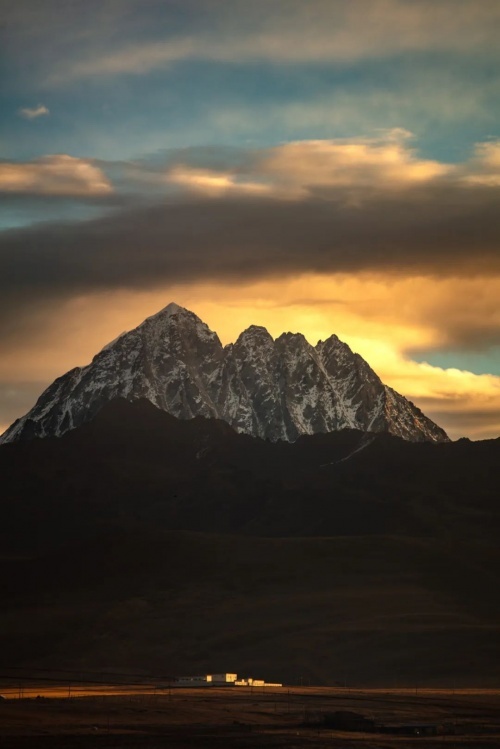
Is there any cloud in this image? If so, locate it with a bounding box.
[18,104,49,119]
[167,166,273,197]
[208,71,500,139]
[418,404,500,441]
[458,141,500,186]
[48,0,500,83]
[378,362,500,441]
[255,132,451,192]
[0,155,113,196]
[0,138,499,325]
[160,133,500,198]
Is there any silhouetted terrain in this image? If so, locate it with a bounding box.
[2,687,500,748]
[0,399,499,685]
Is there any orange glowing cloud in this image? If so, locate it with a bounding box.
[167,166,273,197]
[161,131,454,201]
[0,155,113,196]
[257,133,451,191]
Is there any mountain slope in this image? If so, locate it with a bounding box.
[0,400,498,685]
[0,398,497,550]
[0,302,448,444]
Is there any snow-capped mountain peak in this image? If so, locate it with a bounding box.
[155,301,183,316]
[0,304,449,444]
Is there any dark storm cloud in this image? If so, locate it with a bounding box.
[411,321,500,353]
[0,192,130,209]
[0,173,498,357]
[1,181,499,307]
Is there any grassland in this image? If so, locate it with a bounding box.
[2,685,500,748]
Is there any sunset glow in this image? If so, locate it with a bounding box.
[1,0,499,440]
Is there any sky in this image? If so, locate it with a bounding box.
[1,0,500,441]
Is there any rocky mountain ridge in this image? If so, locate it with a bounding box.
[0,302,448,444]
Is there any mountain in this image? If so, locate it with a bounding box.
[0,302,448,444]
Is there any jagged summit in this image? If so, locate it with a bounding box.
[142,301,203,328]
[157,301,183,316]
[238,324,273,338]
[233,325,274,349]
[0,303,449,445]
[144,301,197,324]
